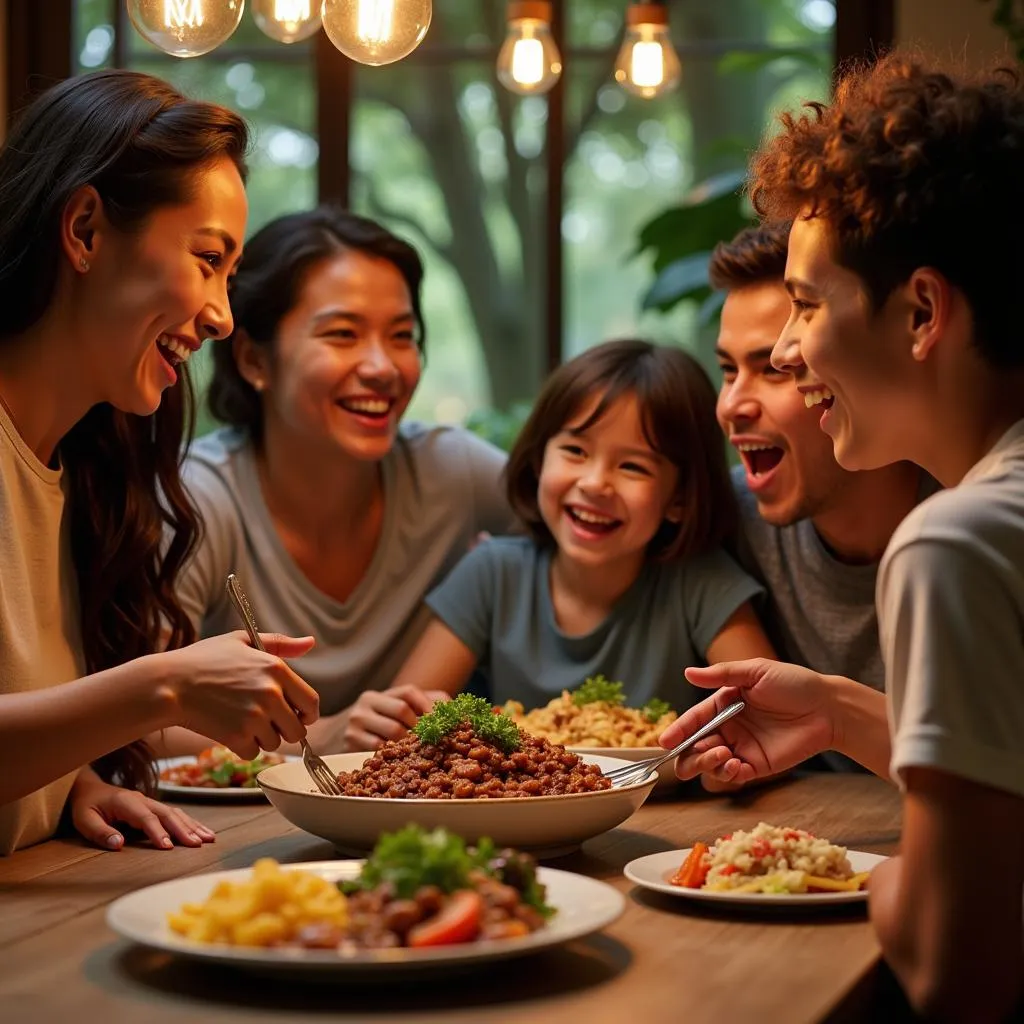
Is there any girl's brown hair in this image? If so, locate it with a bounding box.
[505,339,736,561]
[0,70,250,793]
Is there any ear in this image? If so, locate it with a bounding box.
[664,495,684,524]
[904,267,952,363]
[60,185,105,272]
[232,329,272,391]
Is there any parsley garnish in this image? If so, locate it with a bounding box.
[642,698,672,723]
[341,824,554,915]
[412,693,522,752]
[571,675,626,707]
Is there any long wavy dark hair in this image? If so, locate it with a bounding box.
[0,70,249,793]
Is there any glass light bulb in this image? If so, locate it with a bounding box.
[127,0,245,58]
[251,0,321,43]
[496,18,562,96]
[322,0,432,66]
[614,21,681,99]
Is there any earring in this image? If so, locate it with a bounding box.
[252,379,265,393]
[78,257,90,271]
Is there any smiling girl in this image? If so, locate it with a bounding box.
[0,71,321,856]
[369,339,775,741]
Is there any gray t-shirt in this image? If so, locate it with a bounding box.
[425,535,763,711]
[178,423,513,714]
[732,465,884,691]
[880,419,1024,800]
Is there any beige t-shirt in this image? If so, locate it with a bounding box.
[878,419,1024,798]
[0,403,85,854]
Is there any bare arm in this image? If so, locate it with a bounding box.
[0,657,174,804]
[704,601,777,663]
[701,603,779,792]
[870,768,1023,1021]
[0,631,319,804]
[663,660,892,784]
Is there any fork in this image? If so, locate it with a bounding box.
[225,574,343,797]
[603,700,746,788]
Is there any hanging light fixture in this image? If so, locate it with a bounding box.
[126,0,245,58]
[496,1,562,96]
[614,1,681,99]
[251,0,321,43]
[321,0,433,66]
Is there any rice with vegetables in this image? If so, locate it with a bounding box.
[671,822,868,895]
[503,676,677,748]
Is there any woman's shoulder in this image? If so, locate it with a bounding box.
[181,428,253,509]
[394,421,506,474]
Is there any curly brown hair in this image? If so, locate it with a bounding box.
[505,339,737,562]
[749,50,1024,368]
[708,221,791,291]
[0,71,249,793]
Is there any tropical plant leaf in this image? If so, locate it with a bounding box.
[641,252,713,312]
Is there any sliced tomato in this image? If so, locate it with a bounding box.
[407,890,483,948]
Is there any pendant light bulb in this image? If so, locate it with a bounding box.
[126,0,244,58]
[322,0,433,66]
[497,1,562,96]
[614,2,681,99]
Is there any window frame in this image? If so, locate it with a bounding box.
[7,0,892,376]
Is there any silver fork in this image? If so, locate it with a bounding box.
[225,574,343,797]
[604,700,746,788]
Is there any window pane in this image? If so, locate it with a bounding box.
[126,57,317,232]
[74,0,116,70]
[351,52,547,422]
[564,0,833,367]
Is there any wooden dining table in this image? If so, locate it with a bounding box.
[0,772,909,1024]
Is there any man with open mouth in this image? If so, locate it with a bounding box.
[709,223,934,768]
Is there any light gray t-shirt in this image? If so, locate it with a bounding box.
[425,535,763,710]
[732,465,884,691]
[879,420,1024,800]
[178,423,513,714]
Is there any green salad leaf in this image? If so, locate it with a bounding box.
[571,675,626,707]
[641,697,672,723]
[340,824,554,915]
[412,693,521,752]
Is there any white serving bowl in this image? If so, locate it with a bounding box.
[565,746,679,788]
[258,752,656,858]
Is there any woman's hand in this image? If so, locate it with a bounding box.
[343,686,450,752]
[661,659,838,785]
[161,631,320,760]
[68,768,216,851]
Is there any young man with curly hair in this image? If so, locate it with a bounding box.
[711,225,925,759]
[662,53,1024,1020]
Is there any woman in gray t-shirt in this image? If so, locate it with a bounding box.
[166,208,513,755]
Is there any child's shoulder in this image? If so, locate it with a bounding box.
[470,534,541,567]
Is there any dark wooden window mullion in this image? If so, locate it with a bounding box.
[545,0,566,372]
[315,31,351,206]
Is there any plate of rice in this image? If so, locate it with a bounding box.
[623,822,887,906]
[502,677,679,786]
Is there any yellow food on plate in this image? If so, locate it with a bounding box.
[503,677,676,748]
[167,858,348,947]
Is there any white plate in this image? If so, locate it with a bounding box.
[157,755,298,801]
[106,859,625,974]
[624,848,887,906]
[565,746,677,786]
[258,752,656,858]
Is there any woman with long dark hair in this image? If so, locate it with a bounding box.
[0,70,319,856]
